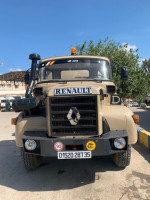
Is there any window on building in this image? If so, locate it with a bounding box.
[0,84,5,87]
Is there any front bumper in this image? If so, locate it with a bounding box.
[22,130,128,157]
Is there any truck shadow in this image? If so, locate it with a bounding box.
[132,143,150,164]
[0,140,122,192]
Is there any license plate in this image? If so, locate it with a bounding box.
[57,151,92,159]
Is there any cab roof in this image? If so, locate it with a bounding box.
[39,55,110,65]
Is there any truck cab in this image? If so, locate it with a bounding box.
[12,49,138,170]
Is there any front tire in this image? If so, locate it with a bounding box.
[111,145,131,168]
[20,148,43,170]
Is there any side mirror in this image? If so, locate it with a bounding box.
[121,66,128,80]
[24,70,30,85]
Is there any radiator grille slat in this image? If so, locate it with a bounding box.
[49,96,98,136]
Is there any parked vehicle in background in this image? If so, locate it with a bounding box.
[6,97,15,107]
[145,94,150,106]
[0,98,7,108]
[132,102,139,107]
[9,98,15,107]
[0,97,21,109]
[140,103,147,108]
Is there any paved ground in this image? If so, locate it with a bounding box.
[0,111,150,200]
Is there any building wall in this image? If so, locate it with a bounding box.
[0,81,25,97]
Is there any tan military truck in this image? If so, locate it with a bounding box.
[12,48,139,170]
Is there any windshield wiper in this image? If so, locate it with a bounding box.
[74,77,88,78]
[92,78,102,83]
[57,81,68,84]
[37,79,104,84]
[37,80,68,84]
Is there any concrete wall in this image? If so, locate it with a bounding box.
[0,81,25,97]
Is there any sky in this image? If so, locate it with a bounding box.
[0,0,150,74]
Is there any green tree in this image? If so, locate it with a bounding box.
[75,38,149,102]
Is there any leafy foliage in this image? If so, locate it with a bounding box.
[75,38,150,102]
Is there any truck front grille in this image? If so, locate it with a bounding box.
[49,96,98,136]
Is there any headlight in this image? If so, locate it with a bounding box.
[25,140,37,150]
[114,138,126,149]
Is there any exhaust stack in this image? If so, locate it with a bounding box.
[25,53,41,98]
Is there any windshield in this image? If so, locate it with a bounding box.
[38,58,112,82]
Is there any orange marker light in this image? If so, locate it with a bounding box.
[11,117,18,125]
[71,48,76,55]
[132,115,140,123]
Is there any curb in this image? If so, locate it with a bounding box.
[137,127,150,149]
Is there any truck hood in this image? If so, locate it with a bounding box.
[36,81,115,96]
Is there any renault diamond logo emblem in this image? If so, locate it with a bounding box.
[67,107,80,125]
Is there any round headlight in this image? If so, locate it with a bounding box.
[25,140,37,151]
[114,138,126,149]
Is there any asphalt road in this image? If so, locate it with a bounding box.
[0,111,150,200]
[129,106,150,132]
